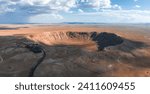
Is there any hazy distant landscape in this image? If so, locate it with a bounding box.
[0,24,150,77]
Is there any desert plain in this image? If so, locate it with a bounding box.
[0,24,150,77]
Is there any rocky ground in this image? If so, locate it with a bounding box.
[0,24,150,77]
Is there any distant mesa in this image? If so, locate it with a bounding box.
[0,27,28,30]
[0,27,18,30]
[62,22,101,24]
[91,32,124,51]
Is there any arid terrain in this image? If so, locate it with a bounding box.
[0,24,150,77]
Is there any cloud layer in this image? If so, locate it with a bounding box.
[0,0,115,14]
[76,10,150,23]
[0,0,76,15]
[0,0,150,23]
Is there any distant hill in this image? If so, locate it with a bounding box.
[62,22,104,24]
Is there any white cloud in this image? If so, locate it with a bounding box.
[51,13,64,19]
[76,0,112,9]
[134,0,138,2]
[0,0,118,14]
[0,0,16,13]
[88,0,111,8]
[78,9,84,13]
[2,0,149,23]
[112,4,122,10]
[98,0,112,8]
[75,0,122,12]
[0,4,15,13]
[0,0,76,14]
[77,10,150,23]
[29,13,64,23]
[135,5,141,8]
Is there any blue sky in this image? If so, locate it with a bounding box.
[0,0,150,23]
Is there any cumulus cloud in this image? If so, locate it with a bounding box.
[0,5,15,13]
[50,13,64,19]
[0,0,15,13]
[78,9,84,13]
[112,4,122,10]
[2,0,149,23]
[134,0,138,2]
[135,5,141,8]
[0,0,77,23]
[0,0,120,14]
[0,0,76,14]
[75,0,121,12]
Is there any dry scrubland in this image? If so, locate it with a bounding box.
[0,24,150,77]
